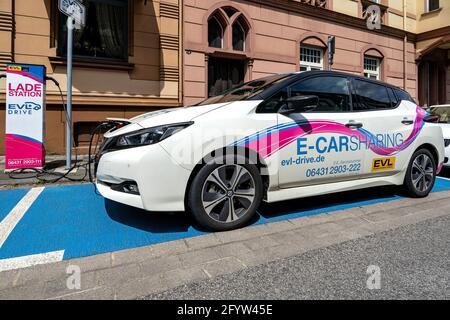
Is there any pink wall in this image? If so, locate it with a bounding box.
[183,0,417,105]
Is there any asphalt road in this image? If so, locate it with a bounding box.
[144,215,450,300]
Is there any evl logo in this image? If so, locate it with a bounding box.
[7,102,42,116]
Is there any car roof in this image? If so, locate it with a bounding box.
[293,70,406,91]
[253,70,411,101]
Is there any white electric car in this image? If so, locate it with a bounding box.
[427,104,450,168]
[96,71,444,231]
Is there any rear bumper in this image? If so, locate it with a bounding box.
[96,144,192,211]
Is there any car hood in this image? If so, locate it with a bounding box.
[104,103,230,138]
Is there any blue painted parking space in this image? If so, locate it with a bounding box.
[1,178,450,262]
[0,188,30,222]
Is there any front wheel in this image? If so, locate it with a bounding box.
[188,158,263,231]
[403,149,436,198]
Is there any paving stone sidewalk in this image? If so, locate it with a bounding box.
[0,190,449,299]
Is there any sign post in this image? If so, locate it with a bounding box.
[327,36,335,71]
[66,16,73,169]
[5,64,46,171]
[58,0,85,169]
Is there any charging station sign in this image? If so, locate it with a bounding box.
[5,64,46,170]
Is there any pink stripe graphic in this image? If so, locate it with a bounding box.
[5,134,44,170]
[243,106,426,159]
[6,70,44,84]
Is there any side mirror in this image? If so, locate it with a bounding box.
[279,95,319,114]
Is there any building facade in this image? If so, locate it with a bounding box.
[183,0,450,108]
[0,0,449,156]
[0,0,182,154]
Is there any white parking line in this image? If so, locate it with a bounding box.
[0,187,45,248]
[0,250,65,272]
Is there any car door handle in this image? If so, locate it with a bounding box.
[402,120,414,125]
[345,122,363,129]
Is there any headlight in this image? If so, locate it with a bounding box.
[112,122,193,150]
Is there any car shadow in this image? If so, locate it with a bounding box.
[257,185,403,219]
[439,167,450,178]
[104,199,206,233]
[104,185,404,233]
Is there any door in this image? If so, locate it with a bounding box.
[208,57,245,97]
[266,75,366,189]
[351,79,417,178]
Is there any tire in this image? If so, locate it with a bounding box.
[403,148,436,198]
[188,155,263,231]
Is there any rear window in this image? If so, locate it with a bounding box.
[353,80,392,111]
[429,107,450,124]
[394,89,416,104]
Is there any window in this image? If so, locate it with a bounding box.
[259,76,351,113]
[290,77,351,112]
[353,79,392,111]
[395,89,416,104]
[199,73,294,106]
[58,0,128,61]
[364,56,381,80]
[426,0,440,12]
[207,57,244,98]
[206,7,250,51]
[300,46,323,71]
[232,21,246,51]
[208,16,224,48]
[429,107,450,123]
[387,87,399,108]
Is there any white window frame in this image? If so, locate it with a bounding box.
[300,46,324,71]
[364,56,381,80]
[425,0,440,12]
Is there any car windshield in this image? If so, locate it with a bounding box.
[195,74,295,106]
[429,107,450,123]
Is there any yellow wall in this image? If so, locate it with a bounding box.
[0,0,182,106]
[330,0,449,34]
[332,0,359,17]
[416,0,450,33]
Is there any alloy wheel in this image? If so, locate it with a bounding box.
[201,165,256,223]
[411,154,434,193]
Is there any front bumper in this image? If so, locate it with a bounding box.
[96,144,192,211]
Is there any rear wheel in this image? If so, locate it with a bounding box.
[403,149,436,198]
[188,156,263,231]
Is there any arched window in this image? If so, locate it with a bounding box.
[364,56,381,80]
[208,16,224,48]
[232,21,246,51]
[300,46,324,71]
[362,48,384,80]
[206,6,251,52]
